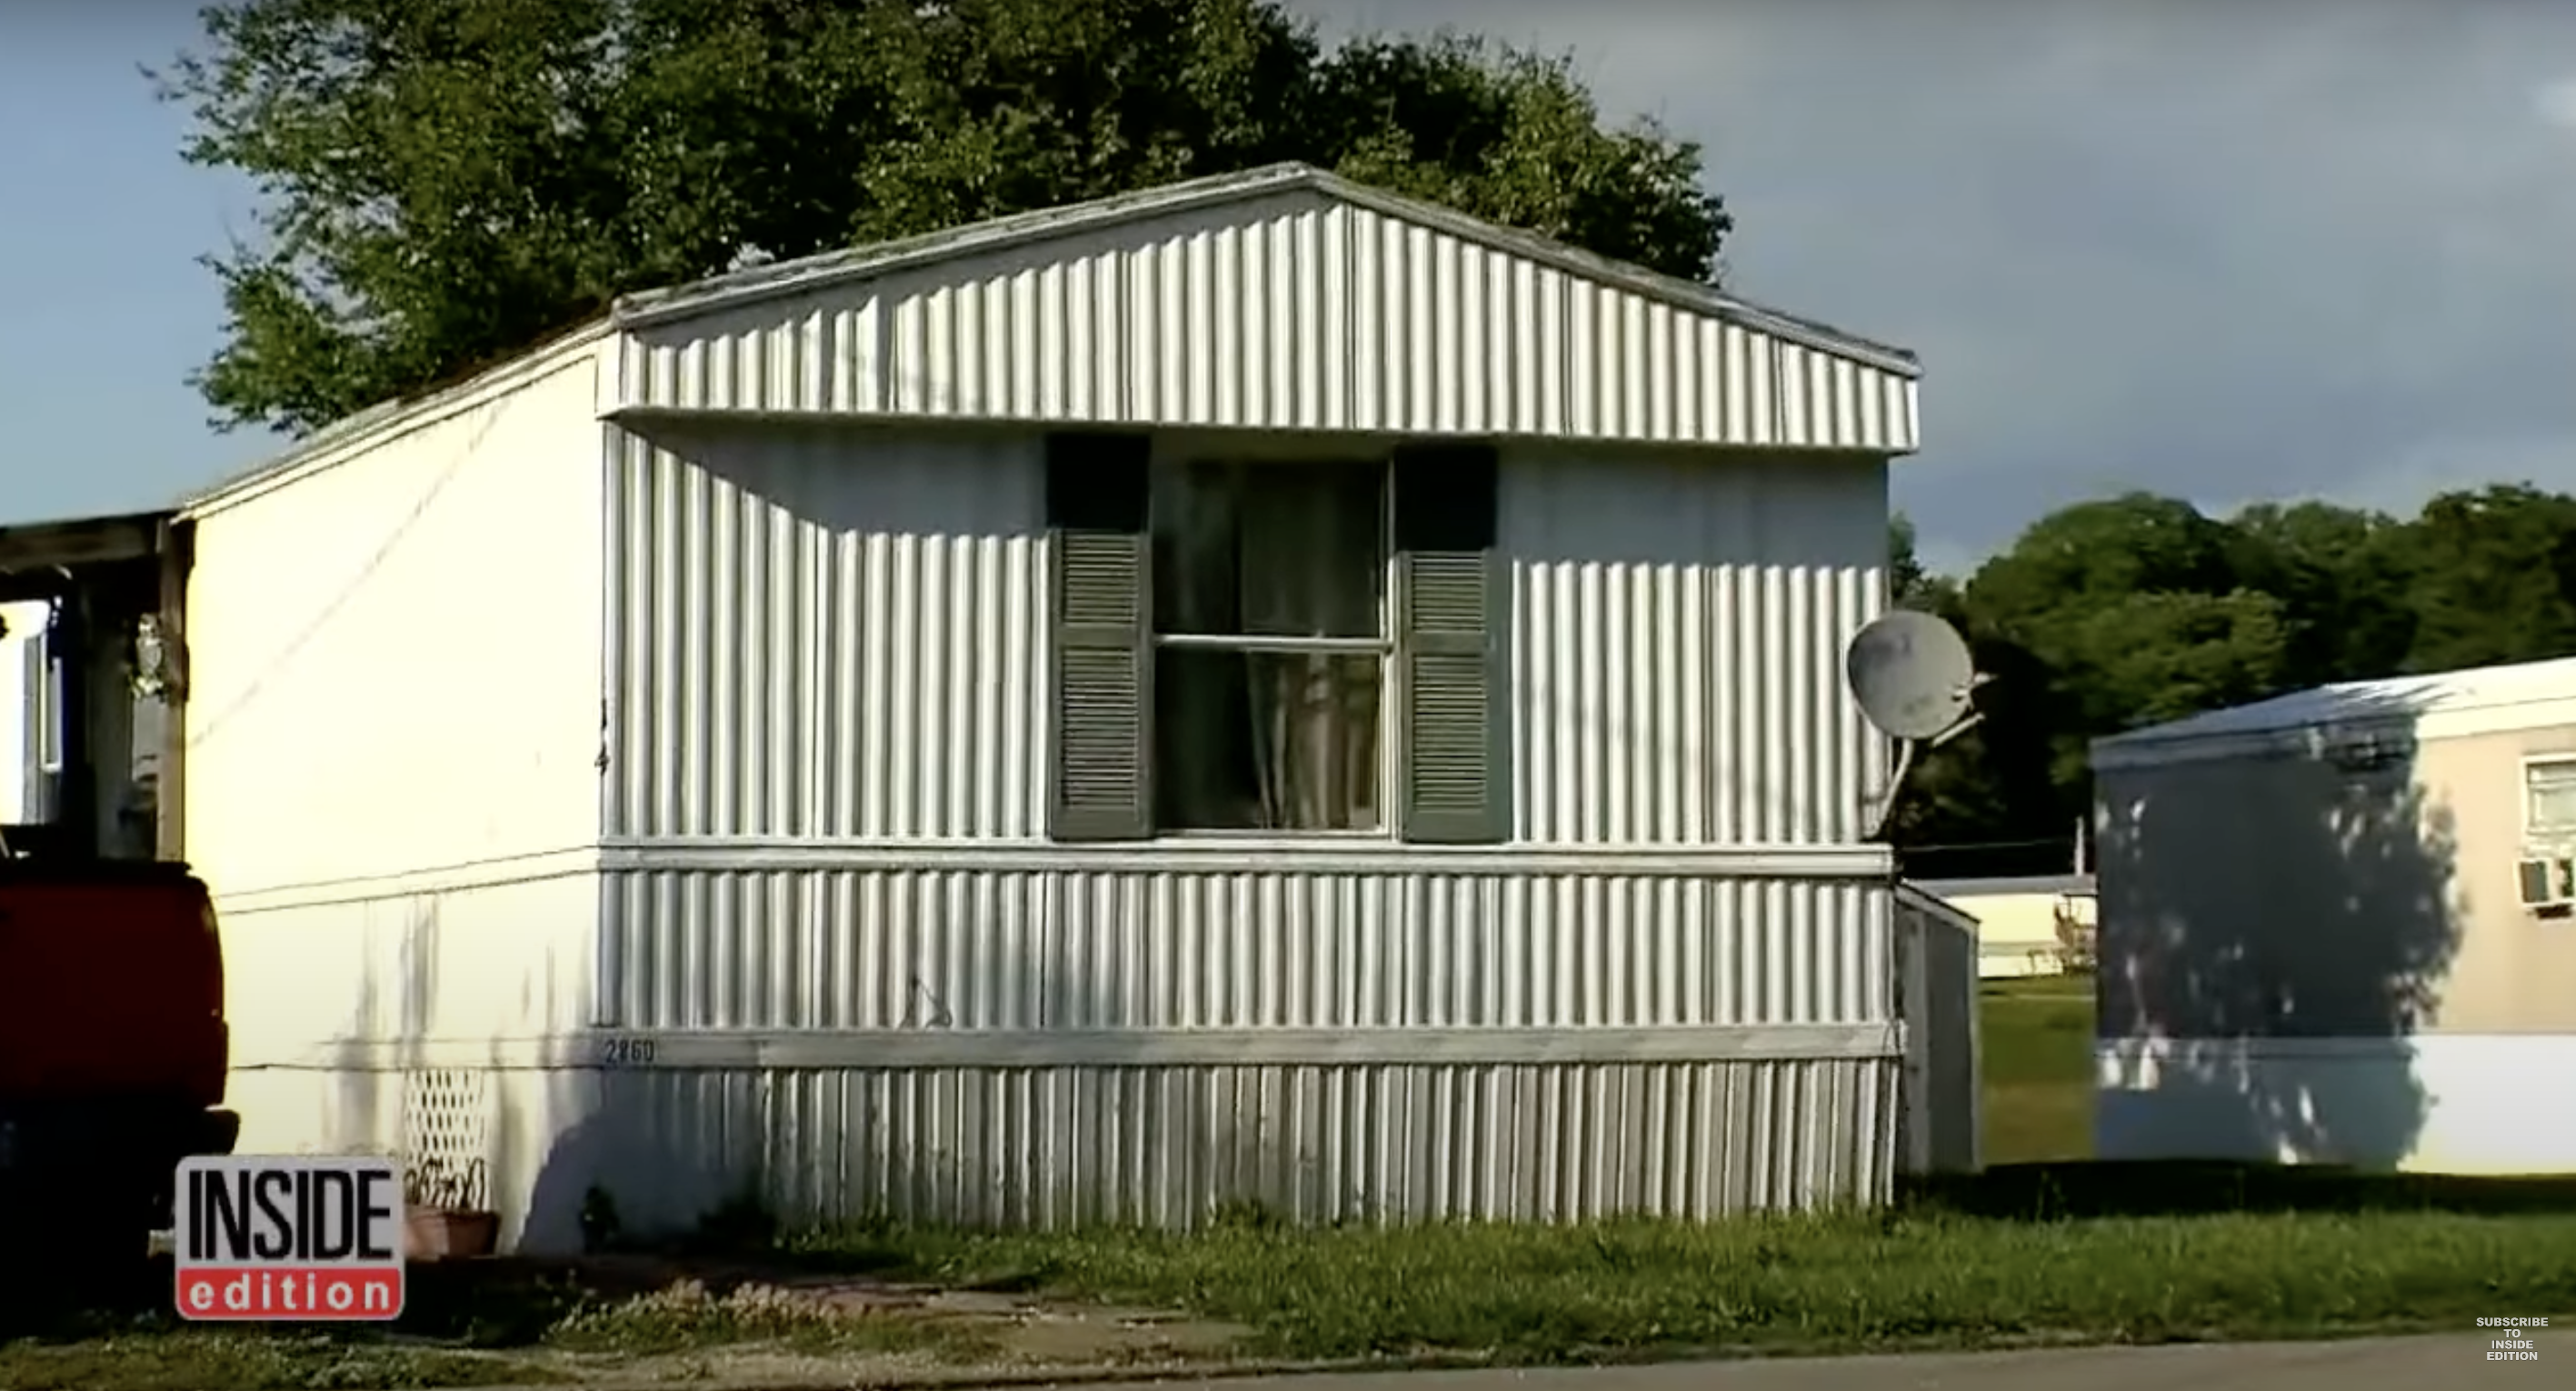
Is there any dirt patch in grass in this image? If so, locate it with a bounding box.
[0,1252,1250,1391]
[0,1333,558,1391]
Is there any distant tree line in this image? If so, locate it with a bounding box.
[1886,486,2576,876]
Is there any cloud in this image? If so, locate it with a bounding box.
[2539,77,2576,131]
[1297,0,2576,572]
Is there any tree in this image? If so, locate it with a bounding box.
[1888,513,1952,611]
[160,0,1732,435]
[2390,485,2576,673]
[1962,493,2242,629]
[1949,494,2291,834]
[2222,499,2413,687]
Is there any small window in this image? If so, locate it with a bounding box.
[1152,459,1388,833]
[2530,758,2576,840]
[1043,432,1503,844]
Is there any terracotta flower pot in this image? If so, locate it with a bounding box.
[404,1206,499,1261]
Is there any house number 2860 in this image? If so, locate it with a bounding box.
[600,1037,656,1067]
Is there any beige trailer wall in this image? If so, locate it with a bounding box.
[2095,725,2576,1173]
[2421,725,2576,1032]
[1937,890,2092,978]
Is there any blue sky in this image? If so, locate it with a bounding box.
[1,5,270,522]
[7,1,2576,578]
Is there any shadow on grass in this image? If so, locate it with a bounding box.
[1905,1159,2576,1220]
[0,1253,591,1347]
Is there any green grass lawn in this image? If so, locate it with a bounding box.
[15,970,2576,1388]
[807,1186,2576,1364]
[1981,973,2097,1164]
[767,976,2576,1364]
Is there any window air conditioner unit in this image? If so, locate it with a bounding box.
[2516,856,2576,908]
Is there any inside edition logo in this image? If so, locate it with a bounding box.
[174,1156,405,1321]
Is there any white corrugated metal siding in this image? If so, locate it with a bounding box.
[599,863,1885,1032]
[601,422,1044,840]
[609,188,1918,454]
[591,1056,1892,1228]
[1506,447,1886,845]
[602,425,1886,846]
[591,858,1896,1222]
[590,421,1902,1228]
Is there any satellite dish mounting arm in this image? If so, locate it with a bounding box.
[1863,685,1988,840]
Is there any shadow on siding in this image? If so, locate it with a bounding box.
[2094,686,2461,1167]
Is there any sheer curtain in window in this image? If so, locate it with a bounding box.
[1156,462,1383,831]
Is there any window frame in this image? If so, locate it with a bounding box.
[2523,754,2576,844]
[28,625,58,775]
[1145,455,1399,840]
[1043,429,1505,847]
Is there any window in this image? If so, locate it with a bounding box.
[2528,757,2576,840]
[22,617,59,822]
[1045,432,1502,844]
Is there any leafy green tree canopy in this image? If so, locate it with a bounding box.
[161,0,1733,435]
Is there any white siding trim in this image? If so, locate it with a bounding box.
[201,841,1892,916]
[597,836,1893,881]
[236,1021,1901,1072]
[208,846,602,914]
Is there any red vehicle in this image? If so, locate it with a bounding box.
[0,510,235,1267]
[0,853,239,1261]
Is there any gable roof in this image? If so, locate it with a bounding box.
[612,162,1918,377]
[604,161,1920,448]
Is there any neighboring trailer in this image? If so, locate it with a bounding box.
[2092,655,2576,1175]
[101,164,1956,1247]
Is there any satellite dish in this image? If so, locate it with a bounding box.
[1847,608,1978,741]
[1845,608,1989,837]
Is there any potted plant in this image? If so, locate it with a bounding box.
[403,1156,499,1261]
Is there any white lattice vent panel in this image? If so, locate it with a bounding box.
[401,1069,491,1209]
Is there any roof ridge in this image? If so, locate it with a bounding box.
[609,162,1918,375]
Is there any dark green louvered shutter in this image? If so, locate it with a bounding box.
[1393,443,1505,844]
[1046,432,1153,841]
